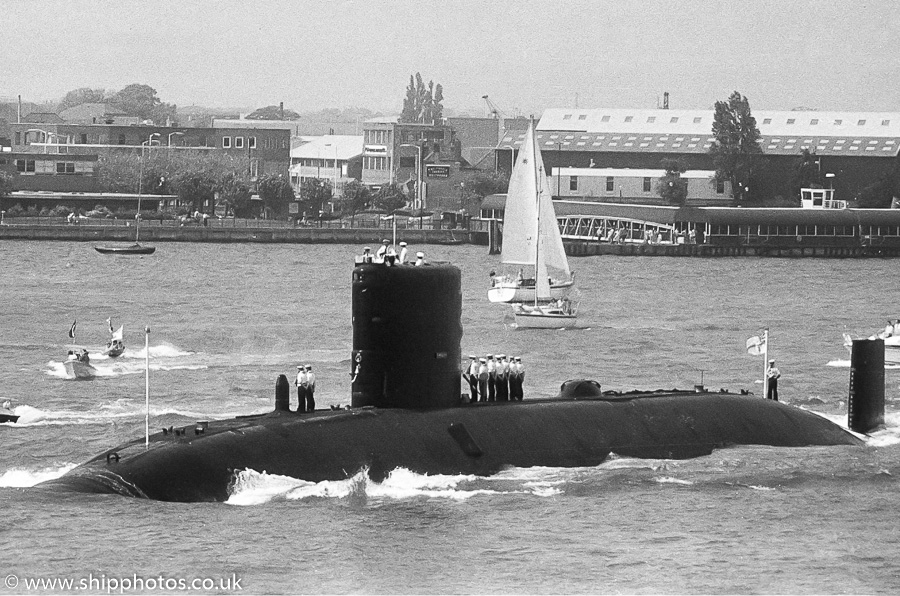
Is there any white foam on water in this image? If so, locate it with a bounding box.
[653,476,694,485]
[0,463,77,487]
[227,466,567,506]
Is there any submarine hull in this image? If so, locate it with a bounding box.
[41,392,862,502]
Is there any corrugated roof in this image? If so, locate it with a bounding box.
[523,107,900,158]
[555,167,717,179]
[289,135,363,160]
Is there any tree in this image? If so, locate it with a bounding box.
[219,172,253,217]
[399,72,444,123]
[173,169,219,213]
[657,158,688,205]
[856,172,899,208]
[0,171,13,198]
[710,91,763,204]
[246,105,301,120]
[372,183,408,213]
[57,87,108,111]
[110,83,176,124]
[257,173,295,217]
[297,178,333,218]
[339,180,371,222]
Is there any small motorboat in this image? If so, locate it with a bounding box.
[103,338,125,358]
[513,299,578,329]
[94,243,155,255]
[843,327,900,366]
[0,401,18,424]
[64,347,97,379]
[103,324,125,358]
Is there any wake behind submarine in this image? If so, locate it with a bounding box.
[40,261,874,502]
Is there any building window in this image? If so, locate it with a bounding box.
[810,119,819,125]
[14,132,21,145]
[15,159,36,172]
[858,119,866,125]
[882,119,891,126]
[562,114,572,120]
[606,176,615,192]
[716,179,725,194]
[80,133,88,144]
[569,176,578,191]
[56,161,76,174]
[577,114,587,120]
[786,119,795,125]
[235,137,244,149]
[643,177,652,192]
[762,118,772,125]
[624,116,633,123]
[118,134,127,145]
[249,136,256,149]
[670,117,678,123]
[834,119,842,125]
[647,116,656,123]
[693,117,702,124]
[601,115,610,122]
[223,136,231,148]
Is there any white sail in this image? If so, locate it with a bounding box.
[111,325,124,342]
[533,143,571,280]
[499,125,540,267]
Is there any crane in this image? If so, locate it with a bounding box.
[482,95,503,120]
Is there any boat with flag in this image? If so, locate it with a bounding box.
[487,121,574,304]
[103,319,125,358]
[62,320,97,379]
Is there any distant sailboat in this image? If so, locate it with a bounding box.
[96,143,156,255]
[488,121,574,304]
[103,320,125,358]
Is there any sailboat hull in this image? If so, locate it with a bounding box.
[488,279,574,303]
[95,244,156,255]
[513,304,577,329]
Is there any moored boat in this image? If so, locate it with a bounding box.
[103,323,125,357]
[94,243,156,255]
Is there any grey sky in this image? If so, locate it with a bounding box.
[4,0,899,115]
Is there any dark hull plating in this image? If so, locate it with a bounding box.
[42,391,862,502]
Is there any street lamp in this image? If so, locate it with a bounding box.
[168,131,184,147]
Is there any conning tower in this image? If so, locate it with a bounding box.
[351,263,462,409]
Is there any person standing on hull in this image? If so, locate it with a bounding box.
[766,359,781,401]
[465,355,479,403]
[375,239,391,264]
[486,354,497,401]
[305,365,316,412]
[477,358,489,402]
[496,354,509,401]
[397,241,409,265]
[514,356,525,400]
[295,365,308,412]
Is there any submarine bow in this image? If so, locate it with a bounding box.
[40,262,863,502]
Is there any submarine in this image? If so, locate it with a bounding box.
[40,261,874,503]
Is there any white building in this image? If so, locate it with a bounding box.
[288,135,363,197]
[551,167,732,205]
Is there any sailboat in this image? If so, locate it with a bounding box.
[487,122,574,304]
[95,149,156,255]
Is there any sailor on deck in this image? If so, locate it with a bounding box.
[486,355,497,401]
[465,355,479,402]
[397,241,409,265]
[766,359,781,401]
[305,365,316,412]
[295,366,308,412]
[477,358,488,402]
[496,354,509,401]
[414,251,426,266]
[361,246,373,263]
[375,239,392,264]
[513,356,525,400]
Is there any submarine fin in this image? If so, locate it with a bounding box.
[447,423,483,457]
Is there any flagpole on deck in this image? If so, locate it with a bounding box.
[762,328,769,399]
[145,326,150,449]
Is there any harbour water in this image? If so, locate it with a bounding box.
[1,240,899,594]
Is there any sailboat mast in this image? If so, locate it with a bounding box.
[532,121,541,308]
